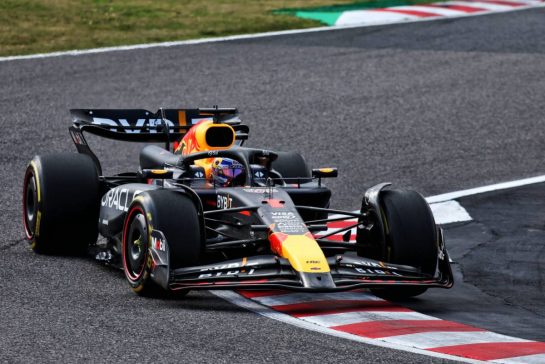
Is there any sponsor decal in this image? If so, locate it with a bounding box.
[355,267,402,276]
[217,194,233,210]
[198,262,255,278]
[152,236,166,252]
[353,259,398,271]
[243,188,279,194]
[190,117,213,125]
[91,117,175,133]
[101,188,142,212]
[270,211,307,234]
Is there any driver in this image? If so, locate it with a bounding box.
[175,119,248,187]
[211,158,245,187]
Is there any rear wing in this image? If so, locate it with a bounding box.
[69,107,248,175]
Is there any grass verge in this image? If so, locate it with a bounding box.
[1,0,437,57]
[0,0,367,57]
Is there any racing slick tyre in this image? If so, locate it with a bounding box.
[272,151,311,182]
[371,189,438,299]
[22,153,100,254]
[122,190,203,297]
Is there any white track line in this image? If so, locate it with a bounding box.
[429,200,473,224]
[426,174,545,203]
[210,290,483,364]
[1,3,544,63]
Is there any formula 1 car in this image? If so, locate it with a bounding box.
[23,107,453,298]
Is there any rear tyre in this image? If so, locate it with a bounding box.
[122,190,203,297]
[370,189,438,299]
[22,153,100,254]
[272,151,328,222]
[272,151,311,182]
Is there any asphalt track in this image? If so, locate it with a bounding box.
[1,8,545,363]
[405,183,545,342]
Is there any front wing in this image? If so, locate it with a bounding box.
[168,252,454,292]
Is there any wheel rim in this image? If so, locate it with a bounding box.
[23,170,38,239]
[124,211,148,281]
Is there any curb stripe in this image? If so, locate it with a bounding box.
[326,221,357,228]
[442,1,517,10]
[272,300,411,317]
[316,234,357,241]
[384,331,530,349]
[237,289,290,298]
[479,0,527,6]
[333,0,545,26]
[301,310,439,327]
[374,8,445,17]
[496,353,545,364]
[429,342,545,361]
[210,290,483,363]
[391,5,470,15]
[250,290,381,306]
[425,4,487,12]
[331,319,482,338]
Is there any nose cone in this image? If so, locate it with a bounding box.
[271,232,329,273]
[269,232,336,289]
[299,271,336,289]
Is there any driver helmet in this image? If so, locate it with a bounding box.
[211,158,245,187]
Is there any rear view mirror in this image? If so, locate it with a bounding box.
[312,168,338,178]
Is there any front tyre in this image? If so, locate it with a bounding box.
[122,190,203,296]
[23,153,100,254]
[123,205,151,293]
[371,189,439,299]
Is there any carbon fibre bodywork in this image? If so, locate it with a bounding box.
[73,107,453,293]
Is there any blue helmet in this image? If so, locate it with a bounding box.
[212,158,245,187]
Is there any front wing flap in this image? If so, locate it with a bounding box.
[168,252,454,292]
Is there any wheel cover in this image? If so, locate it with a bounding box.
[123,209,148,281]
[23,170,38,239]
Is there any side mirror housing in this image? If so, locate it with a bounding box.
[312,168,338,178]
